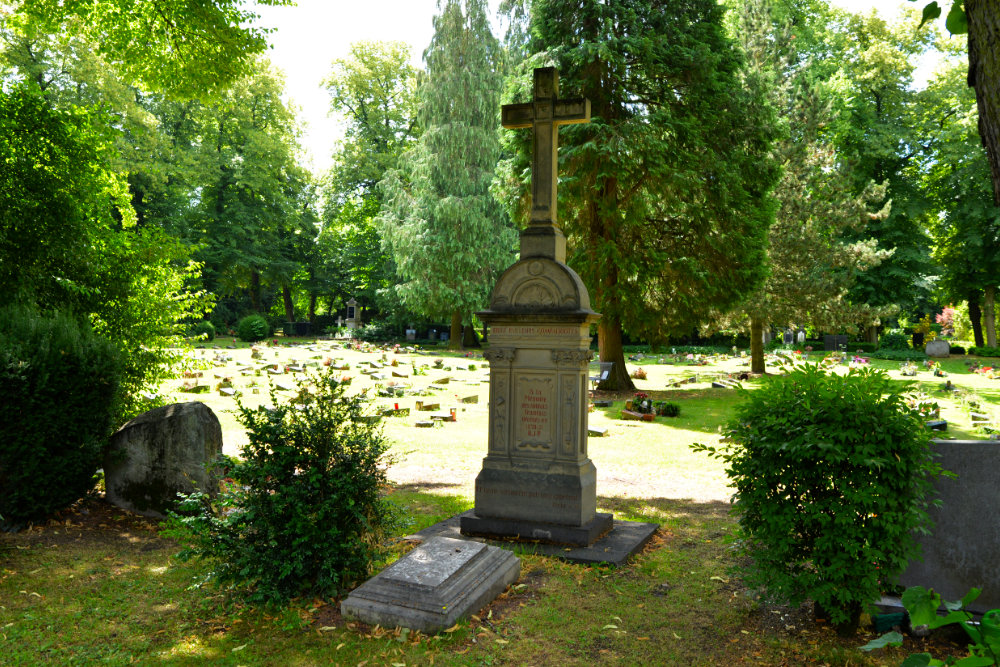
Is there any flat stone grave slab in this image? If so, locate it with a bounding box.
[341,536,520,634]
[411,511,657,567]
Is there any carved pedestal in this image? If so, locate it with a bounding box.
[460,257,610,546]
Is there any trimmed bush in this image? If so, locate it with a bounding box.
[692,365,944,633]
[970,346,1000,357]
[655,402,680,417]
[851,342,877,353]
[236,314,269,342]
[878,330,910,350]
[355,321,396,343]
[170,368,398,605]
[0,304,122,529]
[949,345,966,355]
[189,320,215,341]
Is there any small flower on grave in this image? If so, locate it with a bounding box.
[630,367,647,380]
[805,345,813,352]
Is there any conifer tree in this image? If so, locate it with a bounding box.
[379,0,517,349]
[498,0,778,389]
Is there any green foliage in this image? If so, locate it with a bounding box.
[0,304,122,529]
[10,0,293,98]
[880,331,912,350]
[379,0,516,335]
[949,345,967,355]
[970,346,1000,358]
[693,365,943,631]
[354,322,397,343]
[861,585,1000,665]
[236,315,269,343]
[170,370,398,605]
[655,402,681,418]
[852,342,878,354]
[189,321,216,341]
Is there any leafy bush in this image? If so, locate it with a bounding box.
[971,346,1000,358]
[0,304,122,529]
[189,320,215,341]
[237,314,269,342]
[654,402,680,417]
[949,344,966,355]
[170,368,398,605]
[355,321,396,343]
[870,349,927,361]
[692,365,944,633]
[878,330,910,350]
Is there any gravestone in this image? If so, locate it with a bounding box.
[925,339,950,358]
[460,68,656,557]
[346,298,359,330]
[104,402,222,518]
[341,536,519,633]
[782,330,793,345]
[823,334,848,351]
[900,440,1000,613]
[797,330,806,344]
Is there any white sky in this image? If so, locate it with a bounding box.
[251,0,928,175]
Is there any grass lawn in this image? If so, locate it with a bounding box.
[1,338,994,666]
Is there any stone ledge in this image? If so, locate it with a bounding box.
[410,510,658,566]
[459,512,613,547]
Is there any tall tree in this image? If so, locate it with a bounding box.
[498,0,779,390]
[322,41,420,203]
[921,55,1000,347]
[821,8,937,322]
[726,0,892,373]
[378,0,517,349]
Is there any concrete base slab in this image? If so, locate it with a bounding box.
[460,511,612,547]
[340,536,519,634]
[410,510,658,566]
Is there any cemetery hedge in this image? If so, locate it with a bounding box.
[694,365,944,633]
[0,304,122,529]
[170,368,398,605]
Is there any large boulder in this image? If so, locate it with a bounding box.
[104,401,223,518]
[925,340,951,358]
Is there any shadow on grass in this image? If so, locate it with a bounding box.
[596,389,742,435]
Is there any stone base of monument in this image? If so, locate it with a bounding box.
[459,511,612,547]
[340,536,519,634]
[412,511,657,566]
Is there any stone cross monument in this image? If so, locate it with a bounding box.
[460,68,611,546]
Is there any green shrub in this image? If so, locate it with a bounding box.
[355,321,396,343]
[878,330,910,350]
[0,304,122,529]
[949,344,966,355]
[692,365,944,633]
[851,342,877,353]
[654,402,681,417]
[236,314,269,342]
[189,320,215,341]
[870,349,927,361]
[970,346,1000,358]
[170,368,398,605]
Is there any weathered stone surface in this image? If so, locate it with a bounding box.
[925,340,951,358]
[901,440,1000,613]
[104,402,222,518]
[341,537,519,633]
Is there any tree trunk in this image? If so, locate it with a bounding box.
[970,290,986,347]
[750,316,765,374]
[865,325,878,344]
[984,285,997,347]
[597,314,635,392]
[449,310,462,350]
[282,285,295,323]
[249,270,261,312]
[308,292,317,322]
[967,0,1000,205]
[462,321,480,348]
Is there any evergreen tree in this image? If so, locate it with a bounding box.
[379,0,517,349]
[499,0,779,389]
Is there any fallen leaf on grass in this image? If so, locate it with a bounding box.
[602,624,618,630]
[231,644,247,652]
[444,623,461,633]
[318,626,337,632]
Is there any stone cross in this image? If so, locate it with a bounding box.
[502,67,590,230]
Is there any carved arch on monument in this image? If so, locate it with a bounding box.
[489,258,593,313]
